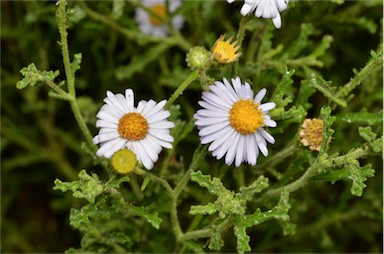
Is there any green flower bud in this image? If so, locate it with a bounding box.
[186,46,212,71]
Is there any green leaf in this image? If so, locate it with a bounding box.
[337,109,383,125]
[233,221,251,254]
[125,204,162,229]
[348,164,375,197]
[184,241,206,253]
[71,53,82,74]
[54,169,104,203]
[17,63,60,89]
[115,43,172,80]
[208,226,224,251]
[307,74,347,107]
[359,126,383,153]
[189,203,217,215]
[236,175,269,202]
[320,106,336,153]
[270,69,295,108]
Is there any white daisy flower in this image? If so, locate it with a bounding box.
[226,0,289,29]
[93,89,175,170]
[194,77,277,167]
[135,0,184,38]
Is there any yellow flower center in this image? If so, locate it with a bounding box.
[211,35,241,64]
[118,113,149,141]
[300,118,323,151]
[149,4,167,26]
[229,99,265,135]
[111,149,137,174]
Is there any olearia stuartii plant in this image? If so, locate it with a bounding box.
[10,0,383,252]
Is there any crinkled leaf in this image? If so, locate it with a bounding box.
[208,227,224,251]
[125,204,162,229]
[236,175,269,202]
[320,106,336,153]
[270,69,295,108]
[348,163,375,197]
[233,222,251,254]
[190,170,226,196]
[71,53,82,74]
[337,109,383,125]
[189,203,217,215]
[54,169,104,203]
[17,63,60,89]
[359,126,383,153]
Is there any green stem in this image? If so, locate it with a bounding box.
[165,70,199,109]
[133,167,174,196]
[57,0,96,149]
[255,142,297,172]
[233,15,250,76]
[173,145,208,198]
[44,80,73,101]
[336,44,383,99]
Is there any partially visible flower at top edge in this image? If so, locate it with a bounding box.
[226,0,289,29]
[93,88,175,170]
[135,0,184,38]
[211,34,242,64]
[300,118,324,152]
[194,77,277,167]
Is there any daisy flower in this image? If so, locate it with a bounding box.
[93,89,175,170]
[227,0,289,29]
[194,77,277,167]
[135,0,184,38]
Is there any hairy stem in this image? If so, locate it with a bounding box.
[165,70,199,108]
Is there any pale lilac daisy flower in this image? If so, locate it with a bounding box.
[135,0,184,38]
[194,77,277,167]
[93,89,174,170]
[227,0,289,29]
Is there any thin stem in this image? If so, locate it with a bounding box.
[133,167,173,196]
[57,0,96,149]
[173,145,208,198]
[44,80,73,101]
[233,15,251,76]
[255,142,297,172]
[165,70,199,109]
[336,44,383,99]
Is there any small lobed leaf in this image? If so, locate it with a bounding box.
[237,175,269,202]
[233,222,251,254]
[347,164,375,197]
[54,169,104,203]
[17,63,60,89]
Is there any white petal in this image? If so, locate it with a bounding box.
[139,99,157,116]
[195,117,228,126]
[225,133,240,166]
[258,127,275,144]
[125,89,135,111]
[202,92,232,110]
[213,130,236,160]
[195,109,229,118]
[96,131,120,143]
[115,93,129,112]
[149,129,174,143]
[145,100,167,118]
[227,0,235,3]
[245,134,257,165]
[208,127,235,152]
[96,119,118,128]
[202,125,232,145]
[199,121,229,137]
[150,121,175,129]
[264,119,277,127]
[260,102,276,111]
[134,142,154,170]
[254,88,267,103]
[96,109,120,123]
[96,138,125,158]
[222,78,239,100]
[240,3,254,15]
[146,110,171,123]
[235,135,245,167]
[256,132,268,157]
[272,13,282,29]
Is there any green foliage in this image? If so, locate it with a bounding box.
[3,0,383,253]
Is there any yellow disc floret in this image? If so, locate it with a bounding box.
[229,99,265,135]
[211,34,241,64]
[111,149,137,174]
[149,4,167,26]
[118,112,149,141]
[300,118,323,151]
